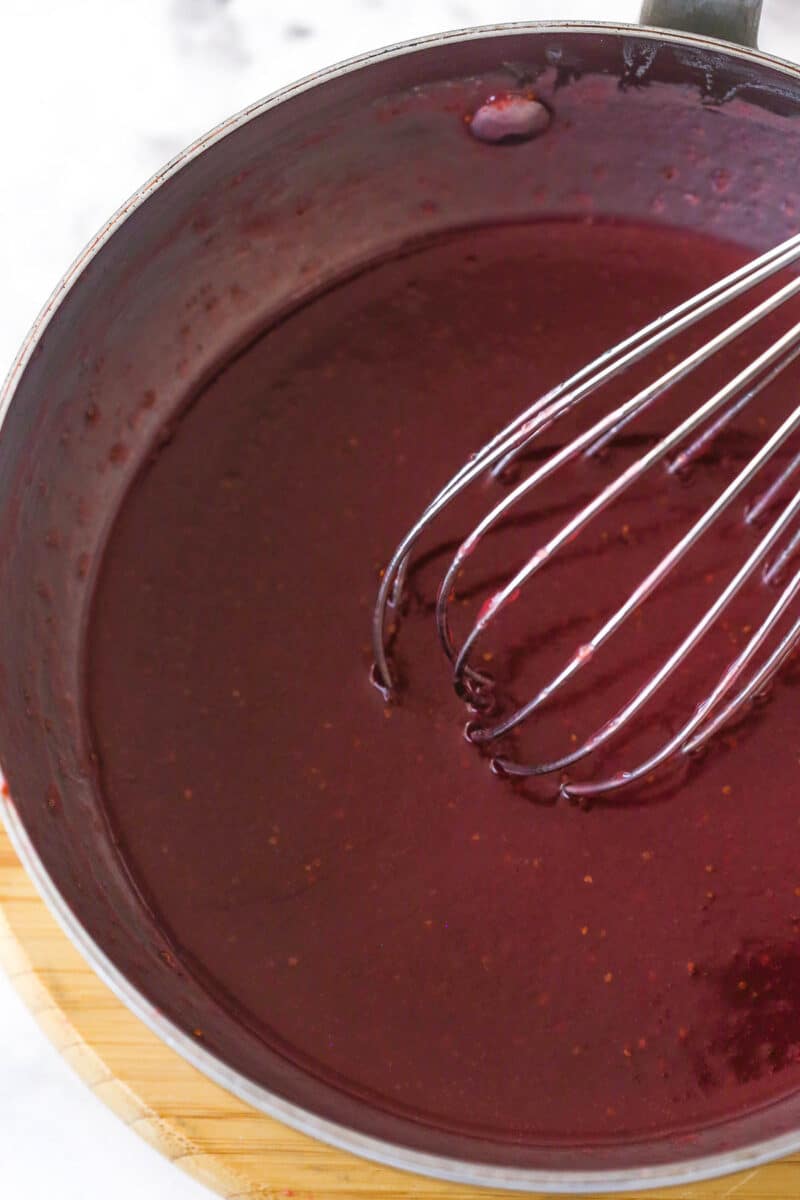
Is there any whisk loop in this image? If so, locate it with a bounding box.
[372,231,800,798]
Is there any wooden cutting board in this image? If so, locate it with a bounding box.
[1,823,798,1200]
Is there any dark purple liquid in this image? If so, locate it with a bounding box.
[87,220,800,1144]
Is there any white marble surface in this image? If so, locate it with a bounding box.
[1,1,799,1197]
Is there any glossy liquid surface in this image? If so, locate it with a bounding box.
[88,221,800,1144]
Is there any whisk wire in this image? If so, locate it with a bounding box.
[373,233,800,692]
[563,555,800,801]
[374,232,800,797]
[501,474,800,788]
[445,300,800,695]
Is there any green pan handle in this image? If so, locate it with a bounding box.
[639,0,763,48]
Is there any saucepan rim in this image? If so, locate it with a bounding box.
[4,18,800,1193]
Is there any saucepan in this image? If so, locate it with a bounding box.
[3,0,800,1191]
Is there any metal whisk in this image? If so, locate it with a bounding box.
[372,231,800,800]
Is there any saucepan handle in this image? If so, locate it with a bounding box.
[639,0,763,47]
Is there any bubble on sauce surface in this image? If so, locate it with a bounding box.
[468,93,551,145]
